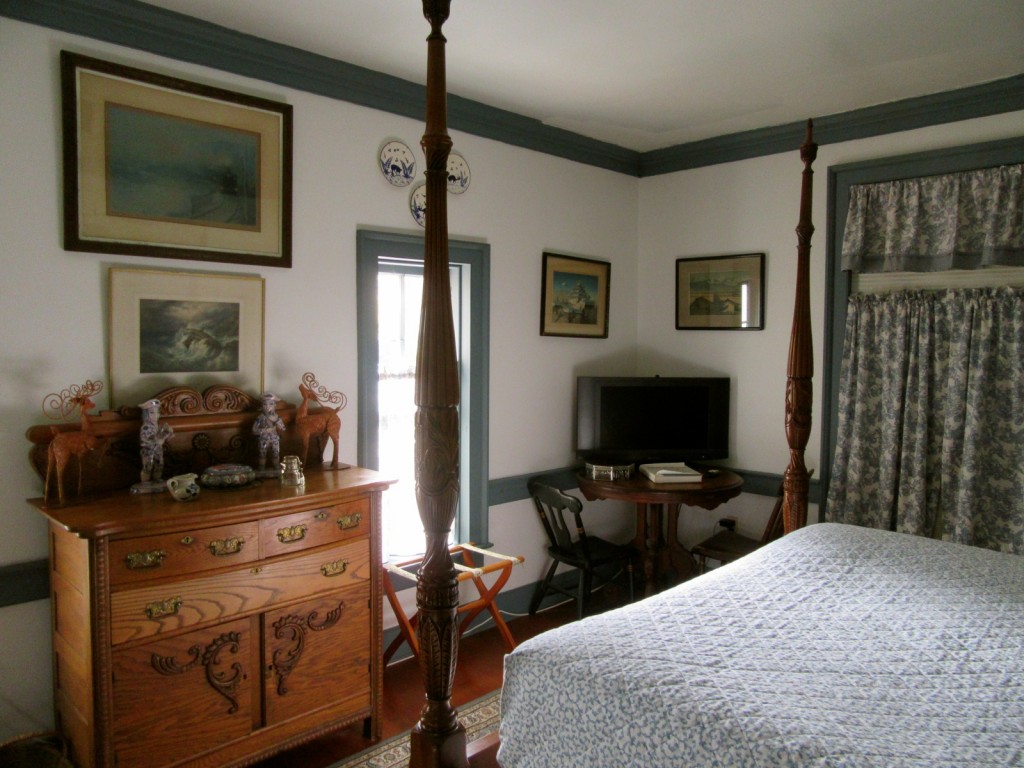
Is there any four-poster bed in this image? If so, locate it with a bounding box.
[408,4,819,766]
[409,4,1023,768]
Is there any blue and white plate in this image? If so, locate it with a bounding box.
[446,152,471,194]
[379,140,416,187]
[409,182,427,227]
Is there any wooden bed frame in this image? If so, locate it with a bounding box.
[409,3,816,765]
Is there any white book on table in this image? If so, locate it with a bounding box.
[639,462,703,483]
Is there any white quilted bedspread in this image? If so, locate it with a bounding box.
[498,523,1024,767]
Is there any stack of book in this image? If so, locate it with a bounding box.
[638,462,703,483]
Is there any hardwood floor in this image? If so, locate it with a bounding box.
[254,591,624,768]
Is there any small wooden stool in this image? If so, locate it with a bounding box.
[383,543,525,664]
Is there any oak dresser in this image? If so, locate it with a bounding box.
[31,467,391,768]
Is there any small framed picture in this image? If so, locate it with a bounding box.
[675,253,765,330]
[108,268,265,407]
[62,51,293,267]
[540,253,610,338]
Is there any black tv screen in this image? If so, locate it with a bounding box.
[576,376,730,464]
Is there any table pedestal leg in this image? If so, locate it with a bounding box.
[634,503,666,597]
[633,502,697,594]
[666,503,696,582]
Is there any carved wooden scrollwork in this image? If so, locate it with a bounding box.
[26,384,300,501]
[151,631,245,714]
[269,600,346,696]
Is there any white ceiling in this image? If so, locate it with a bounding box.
[144,0,1024,152]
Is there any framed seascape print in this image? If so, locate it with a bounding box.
[61,51,293,268]
[108,268,265,407]
[540,252,610,338]
[675,253,765,330]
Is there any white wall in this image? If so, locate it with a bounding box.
[2,13,1022,740]
[636,109,1024,550]
[638,111,1024,482]
[0,18,639,736]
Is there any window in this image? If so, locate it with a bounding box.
[356,230,490,558]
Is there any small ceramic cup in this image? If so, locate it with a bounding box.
[166,473,200,501]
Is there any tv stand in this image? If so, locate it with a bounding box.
[577,469,743,595]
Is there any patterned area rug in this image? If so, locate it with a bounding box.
[332,690,501,768]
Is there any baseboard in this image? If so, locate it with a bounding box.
[0,559,49,608]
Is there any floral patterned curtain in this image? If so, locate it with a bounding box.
[826,287,1024,554]
[842,164,1024,273]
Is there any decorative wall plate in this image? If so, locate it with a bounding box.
[446,152,471,194]
[409,183,427,227]
[379,140,416,187]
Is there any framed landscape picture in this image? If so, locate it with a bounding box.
[540,253,611,338]
[108,268,265,407]
[62,51,293,268]
[675,253,765,330]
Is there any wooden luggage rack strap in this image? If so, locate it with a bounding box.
[383,544,525,664]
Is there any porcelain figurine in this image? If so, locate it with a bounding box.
[132,399,174,494]
[253,392,286,477]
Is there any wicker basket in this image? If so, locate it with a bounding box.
[0,731,75,768]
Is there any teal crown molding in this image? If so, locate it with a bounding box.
[3,0,1022,176]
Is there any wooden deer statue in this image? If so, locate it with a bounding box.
[295,372,347,468]
[43,379,106,505]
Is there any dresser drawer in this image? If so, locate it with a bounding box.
[109,522,260,586]
[260,497,370,558]
[110,538,370,646]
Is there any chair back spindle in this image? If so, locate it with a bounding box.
[527,478,634,619]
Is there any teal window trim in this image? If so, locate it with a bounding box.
[356,229,491,547]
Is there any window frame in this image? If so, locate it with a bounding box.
[822,136,1024,515]
[356,229,491,548]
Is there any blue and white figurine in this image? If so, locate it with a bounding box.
[253,392,286,477]
[132,398,174,494]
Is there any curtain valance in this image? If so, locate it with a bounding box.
[842,163,1024,273]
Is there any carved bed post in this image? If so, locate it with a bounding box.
[409,2,468,767]
[782,119,817,534]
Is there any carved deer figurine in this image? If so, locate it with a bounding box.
[295,373,347,468]
[43,380,106,505]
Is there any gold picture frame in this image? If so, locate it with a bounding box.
[108,268,265,408]
[540,252,610,338]
[62,51,293,267]
[675,253,765,330]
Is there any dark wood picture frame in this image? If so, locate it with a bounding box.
[675,252,765,330]
[540,252,611,338]
[61,51,293,268]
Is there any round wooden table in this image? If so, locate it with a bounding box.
[577,469,743,594]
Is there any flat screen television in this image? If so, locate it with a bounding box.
[576,376,730,465]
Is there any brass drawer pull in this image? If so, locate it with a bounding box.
[145,596,182,620]
[277,525,308,544]
[320,560,348,578]
[125,550,167,570]
[209,536,245,556]
[337,513,362,531]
